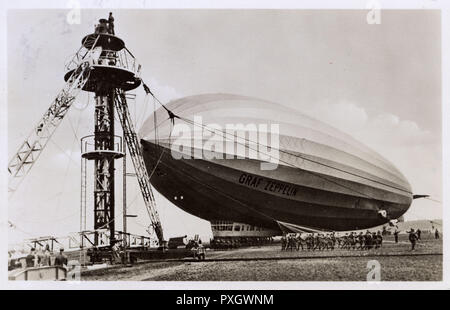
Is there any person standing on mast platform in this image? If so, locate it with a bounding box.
[108,12,115,35]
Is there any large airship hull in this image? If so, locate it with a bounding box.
[139,94,413,233]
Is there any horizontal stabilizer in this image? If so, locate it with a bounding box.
[413,194,430,199]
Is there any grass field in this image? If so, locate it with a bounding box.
[81,233,442,281]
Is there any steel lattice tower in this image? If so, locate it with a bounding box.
[9,15,163,248]
[65,18,142,246]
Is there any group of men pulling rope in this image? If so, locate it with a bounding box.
[281,231,384,251]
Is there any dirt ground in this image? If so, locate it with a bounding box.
[80,233,442,281]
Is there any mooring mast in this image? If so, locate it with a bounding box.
[65,19,141,245]
[9,15,164,248]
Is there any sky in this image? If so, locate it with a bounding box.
[7,9,442,245]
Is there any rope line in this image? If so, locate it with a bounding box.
[57,107,84,210]
[142,83,410,194]
[140,83,411,205]
[424,197,442,204]
[179,116,411,195]
[180,116,392,205]
[139,83,419,214]
[48,139,80,168]
[148,122,173,181]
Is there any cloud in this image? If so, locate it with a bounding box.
[304,100,441,221]
[305,101,435,149]
[361,113,434,148]
[306,101,369,134]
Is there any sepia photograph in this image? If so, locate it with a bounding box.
[2,1,446,290]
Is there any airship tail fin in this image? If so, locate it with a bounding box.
[413,194,430,199]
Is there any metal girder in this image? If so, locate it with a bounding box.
[114,88,164,244]
[8,35,100,195]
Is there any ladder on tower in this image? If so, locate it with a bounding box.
[114,88,164,244]
[8,35,101,195]
[80,155,87,232]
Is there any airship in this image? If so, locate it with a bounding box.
[139,94,413,241]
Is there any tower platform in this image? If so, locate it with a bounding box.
[81,135,125,160]
[64,33,141,92]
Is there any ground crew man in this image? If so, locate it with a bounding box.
[330,232,336,250]
[373,231,382,249]
[408,229,418,251]
[41,244,51,266]
[306,234,313,250]
[365,231,373,250]
[281,235,286,251]
[296,234,304,251]
[357,232,365,250]
[54,248,68,267]
[377,231,383,248]
[393,229,399,243]
[341,233,348,249]
[25,248,36,268]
